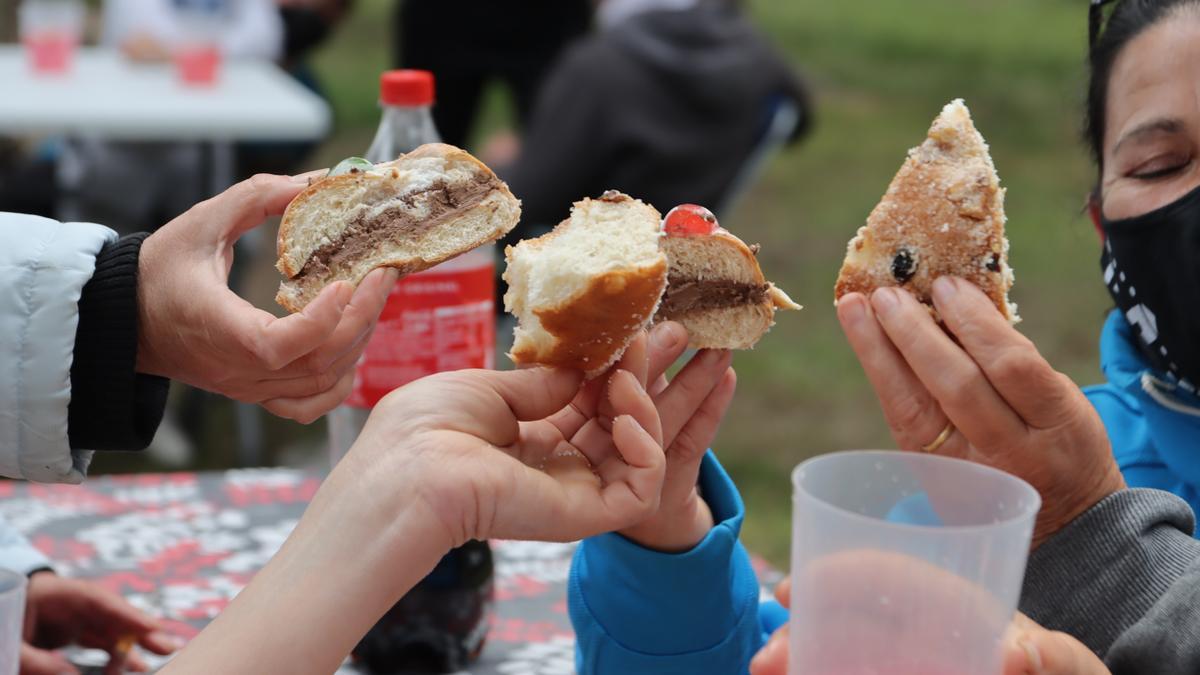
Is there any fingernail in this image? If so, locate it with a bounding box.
[871,288,899,317]
[932,276,958,303]
[1018,635,1043,674]
[651,322,682,351]
[839,294,867,325]
[379,271,398,300]
[291,169,324,183]
[337,282,355,307]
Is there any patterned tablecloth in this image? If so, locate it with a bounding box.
[0,469,781,674]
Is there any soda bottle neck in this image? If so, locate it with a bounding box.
[366,105,441,163]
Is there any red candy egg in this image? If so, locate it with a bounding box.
[663,204,718,237]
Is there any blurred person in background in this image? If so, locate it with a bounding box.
[1,0,15,42]
[62,0,284,236]
[238,0,353,177]
[488,0,812,240]
[394,0,592,149]
[75,0,313,468]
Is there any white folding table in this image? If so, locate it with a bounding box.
[0,46,331,190]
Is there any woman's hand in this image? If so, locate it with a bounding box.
[136,173,397,424]
[750,575,1110,675]
[164,337,668,674]
[21,572,179,675]
[351,332,668,545]
[614,322,737,552]
[836,277,1125,545]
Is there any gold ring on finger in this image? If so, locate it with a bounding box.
[921,422,956,453]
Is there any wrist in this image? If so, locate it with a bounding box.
[1034,463,1126,549]
[167,466,452,674]
[134,231,165,376]
[346,427,487,548]
[621,493,715,553]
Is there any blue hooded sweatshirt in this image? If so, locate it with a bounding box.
[569,452,785,674]
[1085,311,1200,518]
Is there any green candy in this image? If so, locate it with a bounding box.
[327,157,374,177]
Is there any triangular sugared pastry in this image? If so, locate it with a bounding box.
[834,99,1018,322]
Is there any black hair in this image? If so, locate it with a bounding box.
[1086,0,1200,167]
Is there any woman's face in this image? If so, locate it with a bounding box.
[1102,11,1200,220]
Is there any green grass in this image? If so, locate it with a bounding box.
[98,0,1115,569]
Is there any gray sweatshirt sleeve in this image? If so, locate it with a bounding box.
[1020,489,1200,672]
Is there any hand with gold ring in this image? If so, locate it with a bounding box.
[836,277,1125,547]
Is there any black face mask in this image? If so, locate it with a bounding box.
[1101,184,1200,395]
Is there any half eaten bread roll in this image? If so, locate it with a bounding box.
[503,191,668,378]
[276,143,521,312]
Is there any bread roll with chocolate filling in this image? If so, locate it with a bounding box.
[276,143,520,312]
[655,204,800,350]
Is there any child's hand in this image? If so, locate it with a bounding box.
[614,322,737,552]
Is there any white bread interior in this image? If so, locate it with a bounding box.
[504,192,667,377]
[275,143,520,312]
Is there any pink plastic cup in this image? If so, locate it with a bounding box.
[18,0,84,75]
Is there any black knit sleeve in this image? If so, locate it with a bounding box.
[67,233,169,451]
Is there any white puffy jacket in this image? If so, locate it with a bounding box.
[0,212,116,484]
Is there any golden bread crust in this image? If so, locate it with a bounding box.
[510,260,668,374]
[834,100,1016,321]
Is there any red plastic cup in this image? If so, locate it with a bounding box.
[18,0,84,75]
[22,31,77,73]
[175,44,221,86]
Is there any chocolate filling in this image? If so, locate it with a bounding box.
[298,174,501,279]
[659,276,770,316]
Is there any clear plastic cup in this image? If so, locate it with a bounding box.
[174,43,221,86]
[0,570,27,675]
[789,450,1040,675]
[17,0,85,75]
[172,0,225,86]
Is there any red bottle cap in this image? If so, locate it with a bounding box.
[380,70,435,107]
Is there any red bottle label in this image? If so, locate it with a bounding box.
[345,265,495,408]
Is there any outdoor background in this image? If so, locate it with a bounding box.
[90,0,1111,568]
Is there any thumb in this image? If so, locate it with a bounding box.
[21,643,80,675]
[471,367,586,424]
[1003,619,1110,675]
[394,367,585,447]
[202,173,308,242]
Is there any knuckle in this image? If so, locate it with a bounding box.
[245,173,277,194]
[670,422,713,462]
[939,368,978,398]
[991,346,1041,386]
[888,392,932,433]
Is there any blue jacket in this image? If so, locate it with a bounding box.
[569,452,785,674]
[1086,311,1200,518]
